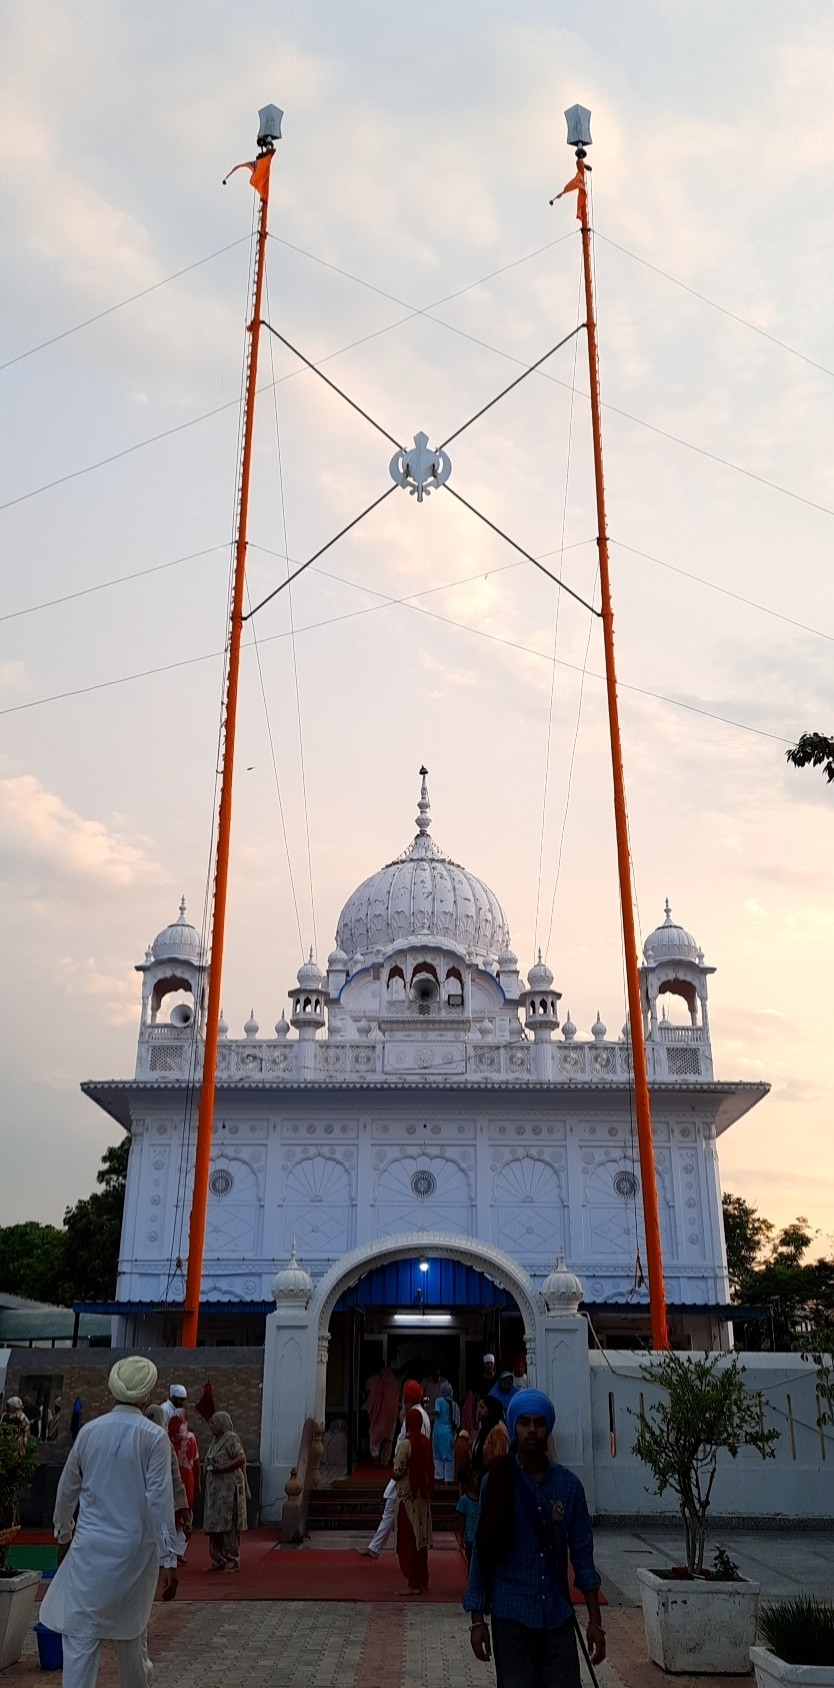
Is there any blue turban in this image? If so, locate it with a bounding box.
[506,1388,556,1440]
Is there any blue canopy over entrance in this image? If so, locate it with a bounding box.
[334,1256,515,1312]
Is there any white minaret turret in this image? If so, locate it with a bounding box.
[641,899,715,1080]
[290,950,325,1038]
[134,898,206,1077]
[520,951,562,1041]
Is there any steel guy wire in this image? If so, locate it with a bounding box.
[0,577,798,748]
[264,266,318,957]
[534,256,584,957]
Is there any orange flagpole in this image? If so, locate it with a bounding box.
[182,123,278,1349]
[571,143,669,1350]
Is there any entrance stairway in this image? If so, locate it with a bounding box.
[307,1479,460,1534]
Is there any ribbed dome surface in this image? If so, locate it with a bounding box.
[336,770,510,963]
[151,899,202,964]
[643,899,700,965]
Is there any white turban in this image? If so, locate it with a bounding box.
[109,1356,158,1405]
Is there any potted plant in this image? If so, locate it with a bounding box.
[0,1422,41,1671]
[632,1351,778,1675]
[751,1598,834,1688]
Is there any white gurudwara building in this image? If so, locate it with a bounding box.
[84,769,767,1506]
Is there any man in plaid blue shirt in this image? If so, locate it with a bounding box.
[463,1388,605,1688]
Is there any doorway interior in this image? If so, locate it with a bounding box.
[324,1255,525,1472]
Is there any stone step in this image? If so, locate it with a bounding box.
[308,1484,460,1533]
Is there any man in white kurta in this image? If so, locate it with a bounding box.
[41,1356,178,1688]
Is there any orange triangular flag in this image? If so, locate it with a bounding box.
[555,171,587,222]
[249,152,274,201]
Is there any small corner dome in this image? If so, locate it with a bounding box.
[151,898,202,964]
[272,1240,313,1304]
[498,947,518,969]
[297,950,323,988]
[541,1252,584,1313]
[327,946,348,969]
[643,899,701,965]
[527,950,554,990]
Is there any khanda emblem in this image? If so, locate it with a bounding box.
[389,432,452,502]
[552,1499,565,1521]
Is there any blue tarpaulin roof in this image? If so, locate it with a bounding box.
[334,1258,514,1311]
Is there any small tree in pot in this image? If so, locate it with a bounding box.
[632,1350,778,1576]
[0,1425,40,1672]
[0,1424,38,1572]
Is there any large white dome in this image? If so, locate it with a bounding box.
[336,770,510,964]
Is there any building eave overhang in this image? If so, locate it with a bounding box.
[82,1076,770,1131]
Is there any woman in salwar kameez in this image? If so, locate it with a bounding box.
[202,1412,249,1571]
[392,1407,434,1595]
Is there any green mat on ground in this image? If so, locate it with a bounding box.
[6,1544,58,1571]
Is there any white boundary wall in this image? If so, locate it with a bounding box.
[589,1351,833,1519]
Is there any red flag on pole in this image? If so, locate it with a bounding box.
[194,1380,215,1421]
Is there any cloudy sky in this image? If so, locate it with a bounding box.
[1,2,833,1250]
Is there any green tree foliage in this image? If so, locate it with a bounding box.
[786,733,834,784]
[632,1351,778,1575]
[60,1138,130,1302]
[0,1222,66,1303]
[0,1138,129,1306]
[721,1193,773,1288]
[723,1196,834,1350]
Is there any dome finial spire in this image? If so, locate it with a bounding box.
[663,897,672,923]
[179,895,187,921]
[415,765,431,835]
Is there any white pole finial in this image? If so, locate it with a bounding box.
[415,765,432,834]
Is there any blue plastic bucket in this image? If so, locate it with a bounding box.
[34,1623,63,1671]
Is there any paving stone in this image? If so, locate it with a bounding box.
[2,1529,831,1686]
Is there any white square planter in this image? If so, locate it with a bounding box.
[638,1567,760,1675]
[0,1570,40,1671]
[751,1645,834,1688]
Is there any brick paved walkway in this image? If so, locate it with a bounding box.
[0,1603,749,1688]
[4,1529,830,1685]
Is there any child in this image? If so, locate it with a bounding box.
[455,1466,481,1565]
[453,1426,470,1484]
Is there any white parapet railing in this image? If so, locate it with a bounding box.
[135,1030,713,1085]
[589,1351,833,1520]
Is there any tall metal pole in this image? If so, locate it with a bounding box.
[570,139,669,1350]
[182,122,278,1349]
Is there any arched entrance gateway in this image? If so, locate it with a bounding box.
[259,1234,594,1522]
[314,1234,540,1452]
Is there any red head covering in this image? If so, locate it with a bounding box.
[402,1380,423,1407]
[405,1407,434,1502]
[168,1412,188,1447]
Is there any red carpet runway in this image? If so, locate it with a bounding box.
[173,1530,469,1603]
